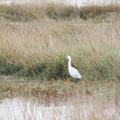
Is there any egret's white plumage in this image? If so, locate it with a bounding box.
[66,56,82,79]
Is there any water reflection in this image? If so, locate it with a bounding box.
[0,97,120,120]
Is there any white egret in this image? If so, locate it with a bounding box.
[66,56,82,80]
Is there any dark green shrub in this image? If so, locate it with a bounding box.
[0,60,22,75]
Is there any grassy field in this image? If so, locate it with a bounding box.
[0,4,120,120]
[0,5,120,22]
[0,19,120,80]
[0,5,120,92]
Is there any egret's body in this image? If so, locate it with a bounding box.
[66,56,82,79]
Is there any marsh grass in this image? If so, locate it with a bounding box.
[0,20,120,80]
[0,4,120,120]
[0,5,120,22]
[0,78,120,99]
[0,5,120,80]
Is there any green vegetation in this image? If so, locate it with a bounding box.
[0,5,120,120]
[0,5,120,22]
[0,5,120,80]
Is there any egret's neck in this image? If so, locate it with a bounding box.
[68,59,72,68]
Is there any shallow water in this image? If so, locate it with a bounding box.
[0,96,120,120]
[0,98,74,120]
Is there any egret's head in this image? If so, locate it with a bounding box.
[66,56,71,61]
